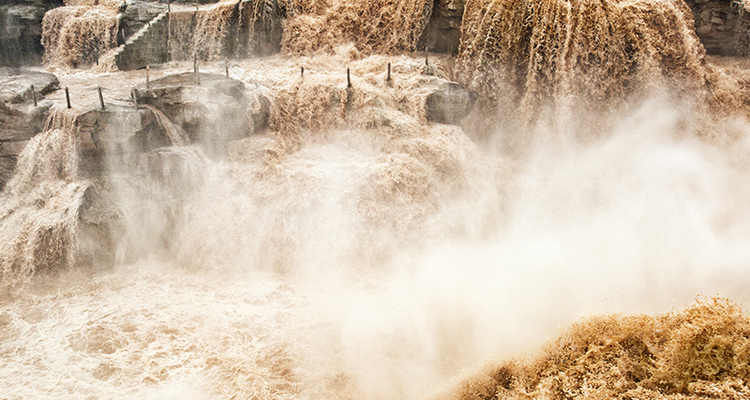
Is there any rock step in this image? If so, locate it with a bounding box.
[113,12,169,70]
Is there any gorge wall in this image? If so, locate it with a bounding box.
[686,0,750,56]
[0,0,64,67]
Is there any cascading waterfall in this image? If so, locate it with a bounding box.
[4,0,750,399]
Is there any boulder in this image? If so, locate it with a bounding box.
[425,81,477,125]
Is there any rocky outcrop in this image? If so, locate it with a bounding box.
[0,68,58,191]
[0,68,59,103]
[685,0,750,56]
[74,103,182,179]
[426,81,477,124]
[133,72,268,156]
[0,69,58,142]
[0,0,64,67]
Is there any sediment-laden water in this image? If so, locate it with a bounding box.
[4,0,750,399]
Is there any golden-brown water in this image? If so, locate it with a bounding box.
[6,0,750,399]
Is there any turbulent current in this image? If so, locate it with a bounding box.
[5,0,750,399]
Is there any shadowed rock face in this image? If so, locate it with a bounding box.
[418,0,465,54]
[0,0,64,67]
[684,0,750,56]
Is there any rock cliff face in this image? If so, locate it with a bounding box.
[0,0,64,67]
[685,0,750,56]
[418,0,465,54]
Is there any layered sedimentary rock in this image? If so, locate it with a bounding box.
[685,0,750,56]
[0,0,65,67]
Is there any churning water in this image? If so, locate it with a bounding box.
[5,0,750,399]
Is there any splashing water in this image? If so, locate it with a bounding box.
[42,6,119,69]
[6,0,750,399]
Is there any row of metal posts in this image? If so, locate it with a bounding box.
[36,53,422,111]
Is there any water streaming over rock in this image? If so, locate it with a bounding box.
[5,0,750,399]
[41,5,119,68]
[0,110,88,293]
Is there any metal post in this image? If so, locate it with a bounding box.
[194,54,200,85]
[225,57,229,78]
[387,62,391,83]
[30,85,37,106]
[347,67,351,88]
[301,66,304,77]
[132,88,139,110]
[167,0,170,13]
[146,65,150,89]
[65,87,71,109]
[98,86,105,110]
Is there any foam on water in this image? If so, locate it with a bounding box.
[6,0,750,399]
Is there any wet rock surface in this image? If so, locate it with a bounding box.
[418,0,465,54]
[0,68,59,103]
[134,72,266,156]
[425,81,477,125]
[0,68,58,190]
[0,0,64,67]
